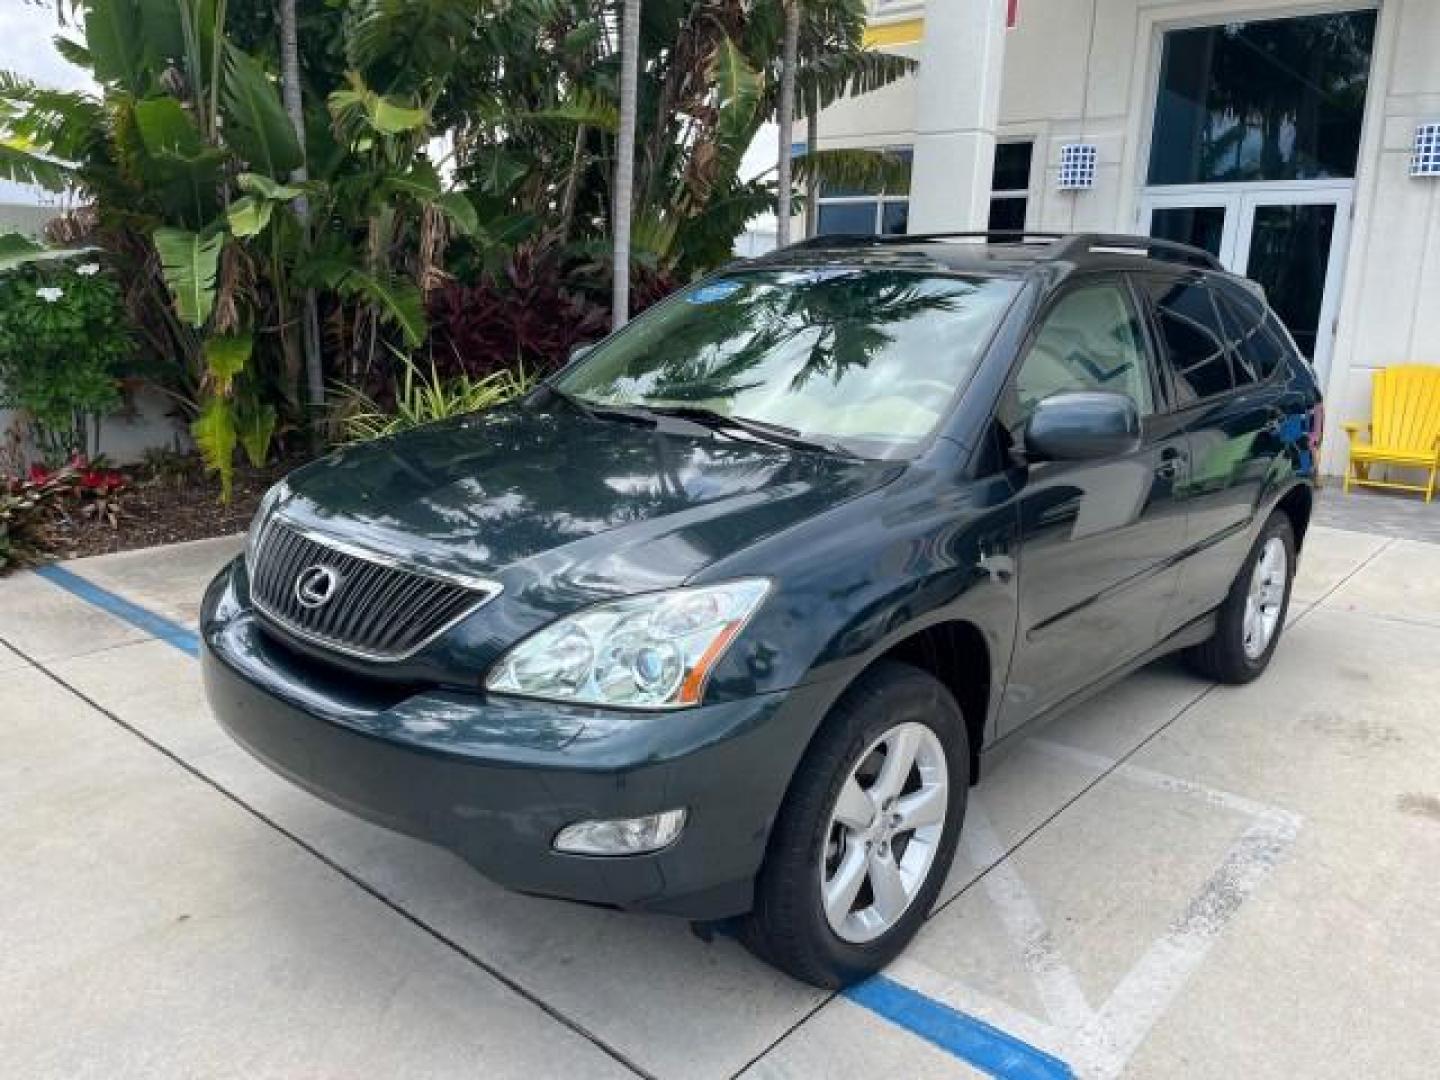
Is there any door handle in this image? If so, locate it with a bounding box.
[1155,447,1185,480]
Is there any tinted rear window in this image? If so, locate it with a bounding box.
[1214,282,1288,385]
[1139,276,1234,403]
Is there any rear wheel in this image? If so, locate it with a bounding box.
[742,661,967,988]
[1185,512,1295,684]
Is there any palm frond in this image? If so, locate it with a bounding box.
[791,147,911,195]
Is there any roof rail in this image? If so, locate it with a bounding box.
[782,230,1065,252]
[778,230,1223,271]
[1056,233,1223,271]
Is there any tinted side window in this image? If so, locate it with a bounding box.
[999,282,1153,434]
[1214,282,1287,385]
[1141,276,1233,404]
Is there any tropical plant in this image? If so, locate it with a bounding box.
[0,0,477,498]
[0,239,132,463]
[0,455,128,571]
[335,353,534,443]
[1,0,913,496]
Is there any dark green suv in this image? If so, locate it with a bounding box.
[202,232,1321,987]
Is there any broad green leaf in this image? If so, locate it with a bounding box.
[0,234,100,272]
[85,0,146,92]
[436,192,478,237]
[191,395,237,502]
[711,36,764,162]
[289,254,425,347]
[0,233,43,259]
[226,195,272,237]
[329,72,427,139]
[222,45,303,176]
[345,270,426,347]
[381,160,442,201]
[153,227,223,327]
[202,333,252,396]
[235,396,276,468]
[372,96,428,135]
[134,96,207,162]
[0,137,73,192]
[470,150,528,196]
[51,36,93,70]
[519,88,617,133]
[136,0,185,69]
[235,172,306,201]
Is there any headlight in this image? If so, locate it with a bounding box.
[485,579,769,709]
[244,481,289,573]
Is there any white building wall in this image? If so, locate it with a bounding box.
[818,0,1440,476]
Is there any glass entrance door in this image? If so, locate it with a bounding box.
[1139,185,1351,384]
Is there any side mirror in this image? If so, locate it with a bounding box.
[1024,391,1141,462]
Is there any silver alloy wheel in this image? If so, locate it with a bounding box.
[1242,536,1288,659]
[820,721,949,944]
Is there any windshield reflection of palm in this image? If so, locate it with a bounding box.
[563,269,1015,458]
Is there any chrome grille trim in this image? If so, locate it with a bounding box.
[248,516,501,662]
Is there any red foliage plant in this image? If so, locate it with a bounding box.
[427,245,678,381]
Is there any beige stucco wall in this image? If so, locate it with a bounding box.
[818,0,1440,476]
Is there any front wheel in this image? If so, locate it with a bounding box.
[741,661,968,988]
[1185,512,1296,684]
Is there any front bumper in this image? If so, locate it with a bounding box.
[200,561,831,918]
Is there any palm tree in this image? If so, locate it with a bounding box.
[277,0,325,436]
[612,0,641,331]
[775,0,800,247]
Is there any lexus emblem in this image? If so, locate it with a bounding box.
[294,565,342,609]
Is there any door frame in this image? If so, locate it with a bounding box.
[1136,180,1354,386]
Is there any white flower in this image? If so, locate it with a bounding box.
[75,263,101,277]
[35,286,64,303]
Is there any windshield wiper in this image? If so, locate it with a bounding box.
[647,405,859,459]
[543,384,659,428]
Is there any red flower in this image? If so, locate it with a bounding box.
[79,468,125,494]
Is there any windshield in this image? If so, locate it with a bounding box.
[555,268,1019,459]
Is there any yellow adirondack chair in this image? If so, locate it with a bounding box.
[1343,365,1440,501]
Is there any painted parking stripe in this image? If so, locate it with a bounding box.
[33,564,200,657]
[35,562,1074,1079]
[846,975,1074,1079]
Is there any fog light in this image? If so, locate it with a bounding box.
[553,808,687,855]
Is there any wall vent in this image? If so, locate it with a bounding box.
[1057,144,1097,190]
[1412,123,1440,178]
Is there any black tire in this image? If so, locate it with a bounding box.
[741,661,968,988]
[1184,511,1296,685]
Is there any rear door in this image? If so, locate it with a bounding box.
[995,275,1191,735]
[1133,272,1290,623]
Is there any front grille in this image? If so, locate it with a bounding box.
[249,518,498,661]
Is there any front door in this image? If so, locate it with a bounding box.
[1139,184,1352,387]
[995,277,1190,735]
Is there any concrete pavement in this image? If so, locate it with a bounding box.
[1,522,1437,1078]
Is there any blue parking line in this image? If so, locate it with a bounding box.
[33,562,1071,1077]
[845,975,1073,1080]
[33,564,200,657]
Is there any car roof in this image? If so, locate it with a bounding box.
[743,231,1258,292]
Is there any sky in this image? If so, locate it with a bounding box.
[0,1,93,206]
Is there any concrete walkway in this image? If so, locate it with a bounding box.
[1,523,1437,1079]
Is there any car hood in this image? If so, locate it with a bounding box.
[277,403,900,601]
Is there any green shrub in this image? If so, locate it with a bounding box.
[0,252,133,464]
[336,354,533,444]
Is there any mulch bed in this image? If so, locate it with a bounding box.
[36,455,306,562]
